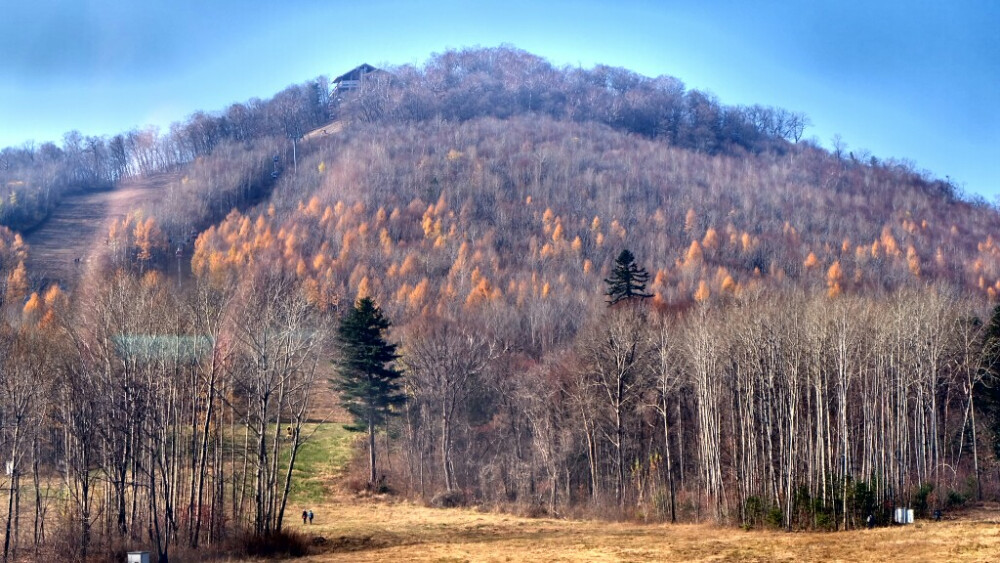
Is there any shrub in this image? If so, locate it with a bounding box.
[913,483,934,517]
[744,496,765,528]
[430,490,467,508]
[230,529,311,559]
[814,510,834,530]
[766,506,784,529]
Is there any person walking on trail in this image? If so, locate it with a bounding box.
[302,510,308,524]
[308,510,314,524]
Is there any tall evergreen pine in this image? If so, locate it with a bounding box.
[332,297,406,487]
[976,305,1000,459]
[604,249,653,305]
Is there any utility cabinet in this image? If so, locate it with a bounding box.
[893,508,914,524]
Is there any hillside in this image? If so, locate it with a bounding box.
[227,115,995,314]
[8,46,994,307]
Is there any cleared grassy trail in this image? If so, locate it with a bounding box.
[23,173,176,285]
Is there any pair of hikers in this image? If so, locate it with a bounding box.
[301,509,314,524]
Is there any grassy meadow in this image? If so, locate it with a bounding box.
[280,496,1000,562]
[269,421,1000,562]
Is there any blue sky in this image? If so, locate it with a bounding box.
[1,0,997,197]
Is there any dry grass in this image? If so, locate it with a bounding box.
[262,496,1000,562]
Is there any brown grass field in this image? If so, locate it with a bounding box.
[273,495,1000,563]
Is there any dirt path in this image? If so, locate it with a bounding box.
[303,119,345,141]
[23,173,177,285]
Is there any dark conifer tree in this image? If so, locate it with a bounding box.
[604,249,653,305]
[332,297,406,487]
[975,305,1000,459]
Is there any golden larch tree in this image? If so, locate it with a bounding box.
[5,261,28,306]
[804,252,819,269]
[827,260,844,297]
[693,280,710,302]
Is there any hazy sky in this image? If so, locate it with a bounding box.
[1,0,997,197]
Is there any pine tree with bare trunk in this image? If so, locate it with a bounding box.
[333,297,406,489]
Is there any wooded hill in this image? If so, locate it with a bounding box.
[7,47,992,303]
[0,46,998,561]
